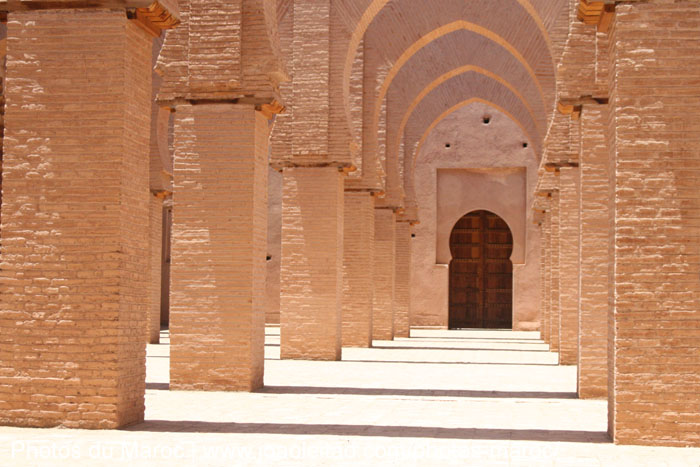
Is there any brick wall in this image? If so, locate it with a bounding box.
[0,10,151,428]
[342,191,375,347]
[578,104,608,398]
[170,103,267,391]
[541,207,551,343]
[291,0,330,157]
[148,195,163,344]
[373,208,396,340]
[266,167,282,325]
[556,0,597,101]
[607,2,700,446]
[558,166,580,365]
[549,189,561,352]
[394,221,411,338]
[280,167,344,360]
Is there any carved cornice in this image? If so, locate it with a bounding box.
[544,162,579,173]
[557,101,582,121]
[0,1,179,35]
[132,1,180,37]
[577,0,615,32]
[258,100,285,120]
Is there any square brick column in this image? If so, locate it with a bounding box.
[373,208,396,340]
[148,194,164,344]
[342,191,375,347]
[280,167,344,360]
[394,221,412,338]
[541,208,552,343]
[549,190,561,352]
[578,105,608,399]
[170,104,268,391]
[608,3,700,446]
[559,166,581,365]
[0,10,152,429]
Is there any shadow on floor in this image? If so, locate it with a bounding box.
[264,359,559,367]
[400,339,547,346]
[146,383,170,390]
[124,421,610,443]
[257,385,576,399]
[370,345,550,352]
[408,336,541,342]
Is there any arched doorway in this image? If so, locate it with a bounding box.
[449,210,513,329]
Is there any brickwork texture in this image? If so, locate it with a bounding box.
[280,167,344,360]
[0,10,152,429]
[170,103,268,391]
[341,191,375,347]
[372,208,396,341]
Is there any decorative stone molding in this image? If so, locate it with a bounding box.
[0,1,180,32]
[131,1,180,37]
[577,0,615,32]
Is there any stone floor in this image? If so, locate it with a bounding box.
[2,327,700,466]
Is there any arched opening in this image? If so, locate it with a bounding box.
[449,210,513,329]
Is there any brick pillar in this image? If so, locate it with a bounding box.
[280,167,344,360]
[342,191,375,347]
[148,195,164,344]
[578,104,609,399]
[0,10,152,428]
[170,104,268,391]
[541,208,552,344]
[373,208,396,340]
[549,190,561,352]
[394,221,412,338]
[608,3,700,446]
[558,166,580,365]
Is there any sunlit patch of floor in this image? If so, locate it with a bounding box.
[1,327,699,466]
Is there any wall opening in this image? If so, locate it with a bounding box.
[448,210,513,329]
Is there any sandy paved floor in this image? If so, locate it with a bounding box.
[2,327,699,466]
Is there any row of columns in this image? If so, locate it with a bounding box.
[539,105,611,394]
[540,1,700,446]
[0,7,413,430]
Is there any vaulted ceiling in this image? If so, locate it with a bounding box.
[273,0,571,216]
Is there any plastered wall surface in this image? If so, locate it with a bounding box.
[411,102,540,330]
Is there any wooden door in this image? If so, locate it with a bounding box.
[449,210,513,329]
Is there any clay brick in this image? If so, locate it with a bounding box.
[607,3,700,447]
[549,189,561,352]
[157,0,283,102]
[578,104,609,399]
[541,207,551,344]
[170,103,268,391]
[373,208,396,341]
[280,167,344,360]
[557,0,598,101]
[291,0,329,157]
[265,167,282,325]
[342,191,375,347]
[148,195,163,344]
[558,166,580,365]
[0,10,152,429]
[394,221,411,338]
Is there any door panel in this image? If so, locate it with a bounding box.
[448,210,513,329]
